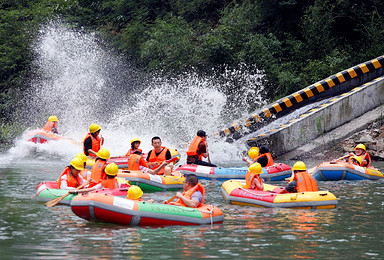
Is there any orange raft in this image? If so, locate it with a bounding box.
[71,193,224,226]
[27,129,63,144]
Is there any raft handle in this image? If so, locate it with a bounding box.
[319,193,328,196]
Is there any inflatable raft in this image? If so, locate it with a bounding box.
[311,161,384,181]
[220,180,337,209]
[116,170,184,192]
[176,163,292,181]
[35,181,129,205]
[71,192,224,226]
[85,149,181,169]
[27,129,63,144]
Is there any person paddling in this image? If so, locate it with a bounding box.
[186,130,217,167]
[57,157,86,190]
[349,144,371,168]
[88,148,110,188]
[243,145,273,167]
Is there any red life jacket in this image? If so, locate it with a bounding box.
[43,121,59,134]
[148,147,169,174]
[83,133,102,157]
[175,183,205,207]
[100,179,119,189]
[359,152,371,168]
[125,148,143,156]
[245,171,263,190]
[89,160,107,188]
[127,154,148,170]
[186,136,206,160]
[253,153,274,167]
[57,166,81,189]
[293,171,318,193]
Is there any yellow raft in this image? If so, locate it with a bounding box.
[221,179,338,209]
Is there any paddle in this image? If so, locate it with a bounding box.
[308,154,351,175]
[45,181,89,207]
[164,194,177,204]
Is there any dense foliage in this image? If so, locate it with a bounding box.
[1,0,384,143]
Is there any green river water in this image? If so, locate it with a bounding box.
[0,157,383,259]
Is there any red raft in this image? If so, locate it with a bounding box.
[71,193,224,226]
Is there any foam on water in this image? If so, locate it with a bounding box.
[6,21,268,166]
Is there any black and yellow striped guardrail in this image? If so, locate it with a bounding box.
[214,55,384,140]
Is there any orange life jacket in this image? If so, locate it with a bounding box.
[127,154,148,170]
[89,160,107,188]
[359,152,371,168]
[175,183,205,207]
[43,121,58,134]
[186,136,206,160]
[57,166,81,189]
[293,171,318,193]
[125,148,143,156]
[100,179,119,189]
[253,152,274,167]
[148,147,169,174]
[83,133,102,157]
[245,171,263,190]
[79,169,90,180]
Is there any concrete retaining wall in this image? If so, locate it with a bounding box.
[215,55,384,141]
[246,77,384,157]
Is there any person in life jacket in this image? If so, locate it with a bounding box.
[279,161,318,194]
[57,157,86,190]
[69,163,125,195]
[243,146,274,167]
[245,163,264,191]
[128,151,168,175]
[169,174,205,208]
[349,143,371,168]
[76,152,91,180]
[43,116,59,134]
[146,136,172,175]
[186,130,217,167]
[88,148,110,188]
[348,155,363,166]
[125,138,143,156]
[83,123,104,157]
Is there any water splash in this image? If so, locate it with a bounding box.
[10,21,268,165]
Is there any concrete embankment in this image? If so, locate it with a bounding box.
[232,56,384,158]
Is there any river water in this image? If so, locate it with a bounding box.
[1,153,383,259]
[1,22,384,258]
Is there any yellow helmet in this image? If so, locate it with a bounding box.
[292,161,306,171]
[105,163,118,176]
[131,138,141,144]
[127,185,143,200]
[89,123,101,133]
[350,156,362,165]
[248,147,259,159]
[76,152,88,163]
[70,157,85,170]
[355,143,366,151]
[96,148,110,160]
[248,163,262,174]
[48,116,59,122]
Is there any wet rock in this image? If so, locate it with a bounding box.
[357,134,374,143]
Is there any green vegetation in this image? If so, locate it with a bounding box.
[1,0,384,144]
